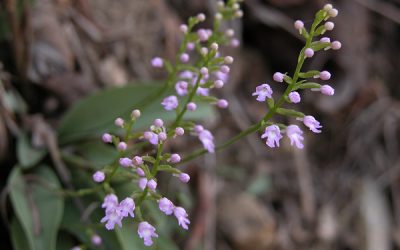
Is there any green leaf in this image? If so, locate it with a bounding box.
[294,82,321,90]
[114,222,145,250]
[267,98,274,109]
[298,70,320,79]
[310,41,330,52]
[276,108,304,118]
[8,166,64,250]
[76,141,118,167]
[246,174,271,196]
[10,217,31,250]
[58,84,215,144]
[158,165,181,174]
[17,133,46,169]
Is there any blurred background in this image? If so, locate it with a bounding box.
[1,0,400,249]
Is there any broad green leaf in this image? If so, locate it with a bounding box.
[58,84,215,144]
[8,168,35,250]
[8,166,64,250]
[246,174,271,196]
[10,217,31,250]
[114,222,145,250]
[17,133,46,169]
[76,141,118,167]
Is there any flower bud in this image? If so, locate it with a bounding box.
[273,72,284,82]
[169,154,181,163]
[288,91,301,103]
[102,133,112,143]
[197,13,206,22]
[320,85,335,95]
[180,53,190,63]
[114,118,124,128]
[91,234,102,246]
[220,65,230,74]
[147,179,157,191]
[200,67,209,75]
[179,24,188,33]
[217,99,229,109]
[319,71,331,80]
[154,118,164,127]
[225,29,234,37]
[187,102,197,111]
[214,80,224,88]
[179,173,190,183]
[175,127,185,136]
[304,48,314,58]
[151,57,163,68]
[118,142,127,151]
[224,56,234,64]
[331,41,341,50]
[158,132,167,141]
[131,109,141,118]
[329,8,338,17]
[210,43,219,51]
[136,167,145,177]
[132,156,143,166]
[324,22,334,31]
[93,171,105,183]
[294,20,304,30]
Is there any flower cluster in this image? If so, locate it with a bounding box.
[253,3,340,149]
[152,0,243,154]
[98,115,192,246]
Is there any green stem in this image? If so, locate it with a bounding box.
[151,143,163,176]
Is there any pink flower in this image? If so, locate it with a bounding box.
[114,118,124,128]
[303,115,322,133]
[138,221,158,246]
[144,131,159,145]
[286,125,304,149]
[159,197,174,215]
[331,41,341,50]
[102,194,119,212]
[261,125,282,148]
[180,53,190,63]
[196,126,215,153]
[161,95,178,111]
[252,83,273,102]
[101,208,122,230]
[174,207,190,230]
[119,197,135,218]
[132,156,143,166]
[175,81,188,96]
